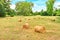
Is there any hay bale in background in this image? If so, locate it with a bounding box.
[23,23,29,29]
[28,19,31,20]
[18,19,22,22]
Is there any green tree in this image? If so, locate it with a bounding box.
[56,9,60,16]
[0,0,6,17]
[7,9,15,17]
[5,0,11,14]
[46,0,56,16]
[16,1,33,16]
[0,0,11,17]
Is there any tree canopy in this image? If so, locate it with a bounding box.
[46,0,56,16]
[16,1,33,16]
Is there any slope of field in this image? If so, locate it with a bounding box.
[0,16,60,40]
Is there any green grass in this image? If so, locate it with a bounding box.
[0,16,60,40]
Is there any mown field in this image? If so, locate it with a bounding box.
[0,16,60,40]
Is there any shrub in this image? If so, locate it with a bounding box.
[0,13,6,17]
[10,14,14,17]
[0,8,6,17]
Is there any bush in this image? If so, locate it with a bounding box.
[7,9,16,17]
[54,9,60,16]
[0,13,6,17]
[53,13,56,16]
[40,11,48,16]
[0,7,6,17]
[10,14,14,17]
[7,12,14,17]
[0,10,6,17]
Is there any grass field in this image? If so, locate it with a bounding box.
[0,16,60,40]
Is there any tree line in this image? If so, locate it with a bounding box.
[0,0,60,17]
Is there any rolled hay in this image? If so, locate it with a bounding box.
[28,19,31,20]
[18,19,22,22]
[34,26,46,33]
[51,19,55,21]
[23,23,29,29]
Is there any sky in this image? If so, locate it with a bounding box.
[10,0,60,12]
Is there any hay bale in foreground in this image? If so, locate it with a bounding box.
[34,26,46,33]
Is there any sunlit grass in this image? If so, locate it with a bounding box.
[0,16,60,40]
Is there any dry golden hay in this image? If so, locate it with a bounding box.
[25,17,27,20]
[33,18,36,19]
[46,30,55,33]
[38,17,40,19]
[34,26,46,33]
[13,27,19,31]
[5,28,9,32]
[23,23,29,29]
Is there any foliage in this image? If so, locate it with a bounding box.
[8,9,16,17]
[0,0,11,17]
[53,8,60,16]
[32,10,48,16]
[32,12,40,16]
[0,0,60,17]
[0,0,6,17]
[16,1,33,16]
[38,10,48,16]
[46,0,56,16]
[56,9,60,16]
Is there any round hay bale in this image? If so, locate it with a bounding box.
[51,19,55,21]
[23,23,29,29]
[34,26,46,33]
[18,19,22,22]
[28,19,31,20]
